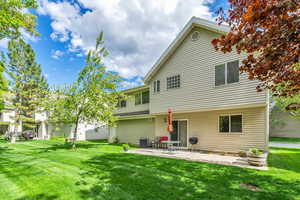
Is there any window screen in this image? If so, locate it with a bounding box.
[227,60,239,84]
[215,64,225,86]
[230,115,242,132]
[135,93,141,105]
[154,80,160,93]
[142,91,149,104]
[219,116,230,132]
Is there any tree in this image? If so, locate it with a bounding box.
[0,52,8,111]
[0,0,38,40]
[4,38,48,143]
[0,0,39,112]
[212,0,300,97]
[48,32,123,148]
[273,94,300,119]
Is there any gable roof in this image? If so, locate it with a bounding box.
[143,17,230,83]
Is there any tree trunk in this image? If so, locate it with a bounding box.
[10,117,20,144]
[72,115,80,149]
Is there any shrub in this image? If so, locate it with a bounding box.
[249,148,263,156]
[238,150,247,157]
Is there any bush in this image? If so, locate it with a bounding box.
[238,150,247,157]
[249,148,263,156]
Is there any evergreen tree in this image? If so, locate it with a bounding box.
[4,38,48,143]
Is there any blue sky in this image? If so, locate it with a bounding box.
[0,0,228,88]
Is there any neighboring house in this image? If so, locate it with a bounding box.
[109,17,269,153]
[0,110,108,141]
[270,106,300,138]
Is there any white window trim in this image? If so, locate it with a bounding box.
[214,60,240,88]
[135,91,149,105]
[218,114,243,134]
[153,80,160,93]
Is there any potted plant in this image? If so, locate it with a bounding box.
[247,148,267,166]
[122,144,129,152]
[238,150,247,158]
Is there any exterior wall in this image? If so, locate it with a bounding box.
[115,118,155,144]
[149,27,267,114]
[155,106,268,152]
[48,122,108,141]
[115,94,149,114]
[270,110,300,138]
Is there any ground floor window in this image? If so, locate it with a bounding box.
[219,115,242,133]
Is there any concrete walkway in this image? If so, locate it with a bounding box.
[128,149,268,170]
[269,142,300,148]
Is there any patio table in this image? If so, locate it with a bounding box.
[161,141,181,151]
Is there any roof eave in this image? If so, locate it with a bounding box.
[143,17,229,84]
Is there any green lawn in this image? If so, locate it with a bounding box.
[0,140,299,200]
[270,137,300,144]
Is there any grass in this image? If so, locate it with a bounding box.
[0,140,299,200]
[270,137,300,144]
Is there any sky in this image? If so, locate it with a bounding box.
[0,0,228,89]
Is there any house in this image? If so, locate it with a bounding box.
[0,110,108,141]
[109,17,269,153]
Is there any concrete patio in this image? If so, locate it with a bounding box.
[128,148,268,170]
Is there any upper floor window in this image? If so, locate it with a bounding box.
[117,99,126,108]
[135,91,149,105]
[153,80,160,93]
[219,115,243,133]
[215,60,239,86]
[167,75,180,89]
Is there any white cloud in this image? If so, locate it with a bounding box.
[38,0,214,81]
[51,50,64,59]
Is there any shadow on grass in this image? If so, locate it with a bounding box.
[16,194,58,200]
[77,153,300,200]
[36,142,102,153]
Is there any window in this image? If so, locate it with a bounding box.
[167,75,180,89]
[215,64,226,86]
[153,80,160,93]
[135,93,141,105]
[215,60,239,86]
[135,91,150,105]
[142,91,149,104]
[227,60,239,84]
[117,99,126,108]
[219,115,242,133]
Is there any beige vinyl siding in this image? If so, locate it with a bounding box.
[116,118,155,144]
[116,92,149,114]
[149,28,267,114]
[270,110,300,138]
[155,106,267,152]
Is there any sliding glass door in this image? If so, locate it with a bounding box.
[171,120,188,147]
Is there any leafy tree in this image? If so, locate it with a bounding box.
[212,0,300,97]
[0,52,8,111]
[0,0,38,40]
[48,33,123,148]
[4,38,48,143]
[0,0,39,112]
[273,94,300,119]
